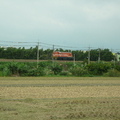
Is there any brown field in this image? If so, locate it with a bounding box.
[0,77,120,120]
[0,58,81,62]
[0,77,120,99]
[0,58,44,62]
[1,86,120,99]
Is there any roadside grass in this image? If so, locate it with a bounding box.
[0,77,120,120]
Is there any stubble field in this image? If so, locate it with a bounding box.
[0,77,120,120]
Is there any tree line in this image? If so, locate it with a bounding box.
[0,46,114,61]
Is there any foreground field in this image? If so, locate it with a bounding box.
[0,77,120,120]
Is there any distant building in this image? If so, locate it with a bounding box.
[0,46,7,50]
[116,54,120,61]
[113,53,120,61]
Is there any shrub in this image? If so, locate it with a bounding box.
[70,66,88,76]
[51,64,62,75]
[114,65,120,72]
[7,62,18,75]
[65,62,74,69]
[38,61,52,68]
[59,71,69,76]
[27,67,45,76]
[17,63,29,76]
[103,69,120,77]
[2,67,11,76]
[0,64,6,71]
[38,61,48,68]
[5,62,30,76]
[86,62,111,75]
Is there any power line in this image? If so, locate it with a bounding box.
[0,40,37,43]
[0,40,120,52]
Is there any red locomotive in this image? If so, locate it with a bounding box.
[52,51,73,60]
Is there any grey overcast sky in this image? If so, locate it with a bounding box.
[0,0,120,50]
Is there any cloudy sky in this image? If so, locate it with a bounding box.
[0,0,120,51]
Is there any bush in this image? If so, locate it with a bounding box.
[27,67,45,76]
[70,66,88,76]
[51,64,62,75]
[0,64,6,71]
[59,71,69,76]
[2,67,11,76]
[38,61,52,68]
[114,65,120,72]
[65,62,74,70]
[38,61,48,68]
[86,62,111,75]
[103,69,120,77]
[7,62,18,75]
[5,62,30,76]
[17,63,29,75]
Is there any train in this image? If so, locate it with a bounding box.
[52,51,73,60]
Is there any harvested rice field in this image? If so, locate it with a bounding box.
[0,77,120,120]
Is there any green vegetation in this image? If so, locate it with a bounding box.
[1,46,119,77]
[0,47,114,61]
[0,61,120,77]
[51,64,63,75]
[103,69,120,77]
[86,62,111,75]
[70,65,88,76]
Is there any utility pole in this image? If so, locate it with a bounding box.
[98,48,100,63]
[88,46,90,64]
[37,41,39,68]
[53,45,54,52]
[52,45,55,67]
[73,54,76,66]
[114,55,116,67]
[111,48,115,67]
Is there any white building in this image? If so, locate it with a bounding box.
[116,54,120,61]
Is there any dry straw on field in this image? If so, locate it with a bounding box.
[0,86,120,99]
[0,77,120,99]
[0,77,120,120]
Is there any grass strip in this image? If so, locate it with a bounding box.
[0,83,120,87]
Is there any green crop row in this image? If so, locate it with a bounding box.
[0,61,120,77]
